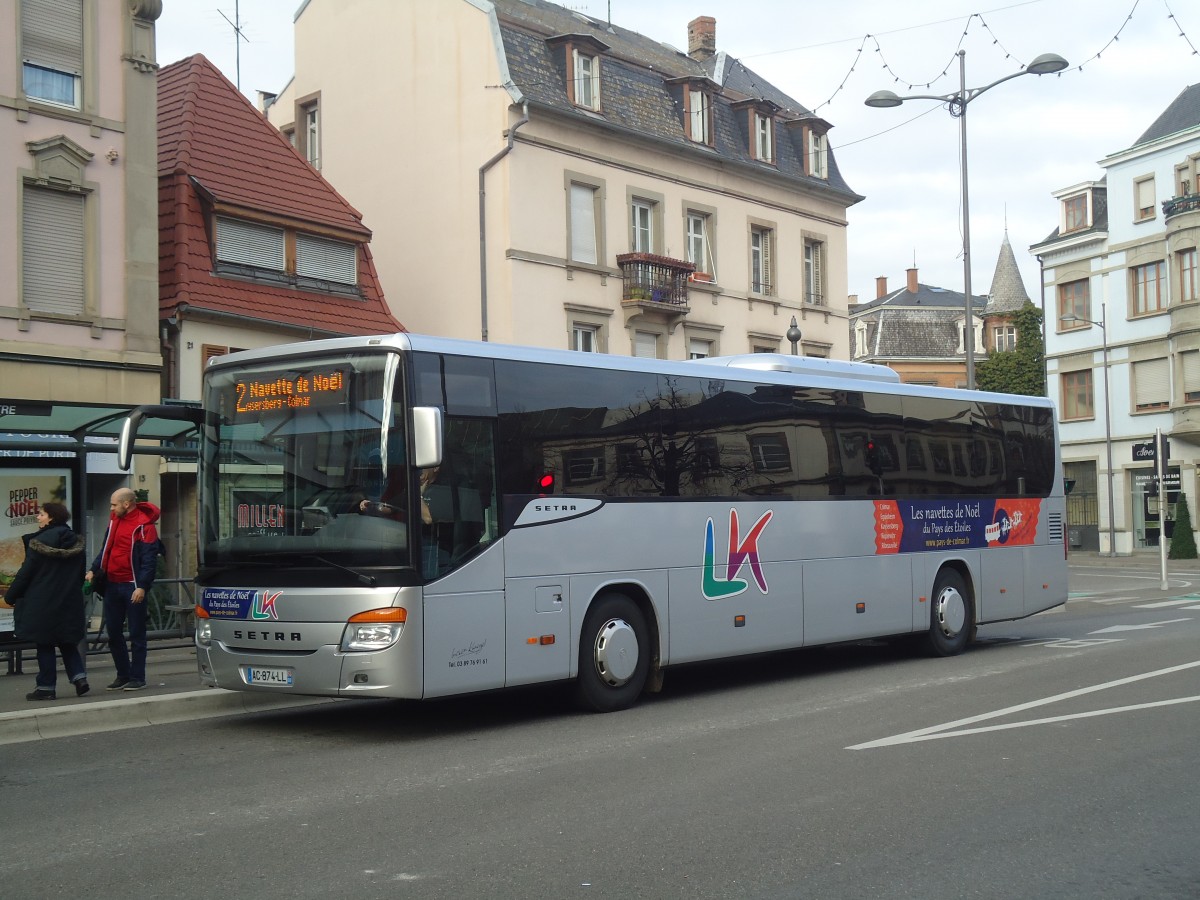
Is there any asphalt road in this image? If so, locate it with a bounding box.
[3,561,1197,899]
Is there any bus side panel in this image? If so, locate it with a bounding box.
[978,549,1025,622]
[802,554,915,645]
[1024,543,1068,616]
[666,562,803,665]
[504,576,571,686]
[421,589,506,697]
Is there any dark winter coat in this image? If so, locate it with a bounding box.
[7,523,88,644]
[90,501,161,590]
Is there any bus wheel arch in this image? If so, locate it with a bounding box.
[573,587,657,712]
[926,564,976,657]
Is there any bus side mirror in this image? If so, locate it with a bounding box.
[411,406,443,469]
[117,413,139,471]
[117,404,206,471]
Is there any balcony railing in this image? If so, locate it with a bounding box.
[617,252,694,307]
[1162,193,1200,220]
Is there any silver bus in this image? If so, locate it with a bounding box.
[122,333,1068,712]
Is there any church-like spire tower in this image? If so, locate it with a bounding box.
[986,231,1031,315]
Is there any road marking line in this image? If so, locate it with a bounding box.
[1134,598,1200,608]
[847,659,1200,750]
[1090,618,1192,633]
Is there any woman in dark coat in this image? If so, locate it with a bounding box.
[6,502,90,700]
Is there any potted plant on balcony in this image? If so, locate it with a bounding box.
[689,271,712,283]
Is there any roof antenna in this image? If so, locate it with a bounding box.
[217,0,249,92]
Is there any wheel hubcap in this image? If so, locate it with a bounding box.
[935,585,967,638]
[593,617,639,686]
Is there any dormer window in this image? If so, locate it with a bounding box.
[1062,193,1089,233]
[667,76,718,146]
[573,49,599,110]
[754,112,774,163]
[548,34,610,113]
[688,88,711,144]
[807,129,828,179]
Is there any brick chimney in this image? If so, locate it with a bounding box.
[688,16,716,61]
[906,267,919,293]
[875,276,888,299]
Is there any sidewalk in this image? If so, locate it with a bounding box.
[0,640,325,745]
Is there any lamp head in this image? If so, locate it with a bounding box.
[865,90,903,108]
[1025,53,1068,75]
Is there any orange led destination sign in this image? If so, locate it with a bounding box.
[234,370,347,415]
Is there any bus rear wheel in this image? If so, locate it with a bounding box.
[926,569,974,657]
[574,593,649,712]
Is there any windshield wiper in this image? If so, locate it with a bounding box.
[311,555,377,587]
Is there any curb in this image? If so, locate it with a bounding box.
[0,689,332,745]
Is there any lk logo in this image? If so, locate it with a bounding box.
[250,590,281,621]
[702,509,773,600]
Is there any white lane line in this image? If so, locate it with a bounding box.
[1090,618,1192,633]
[847,659,1200,750]
[1134,598,1200,609]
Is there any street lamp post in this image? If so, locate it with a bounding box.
[1064,307,1115,556]
[786,316,802,356]
[866,50,1068,390]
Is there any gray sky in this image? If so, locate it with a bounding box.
[157,0,1200,314]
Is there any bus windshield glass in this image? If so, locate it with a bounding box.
[200,351,412,569]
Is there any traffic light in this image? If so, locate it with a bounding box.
[865,438,883,476]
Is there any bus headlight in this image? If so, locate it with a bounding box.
[196,609,212,647]
[340,607,406,652]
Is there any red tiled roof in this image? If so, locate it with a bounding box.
[158,54,403,335]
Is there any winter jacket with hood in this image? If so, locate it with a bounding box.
[90,501,161,590]
[7,522,88,644]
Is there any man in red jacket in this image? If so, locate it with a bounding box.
[86,488,161,691]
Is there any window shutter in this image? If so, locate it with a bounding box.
[762,230,773,294]
[1136,178,1155,213]
[215,217,285,270]
[634,331,657,358]
[23,185,84,315]
[570,184,597,264]
[1184,351,1200,397]
[22,0,83,74]
[296,233,357,284]
[1134,358,1169,409]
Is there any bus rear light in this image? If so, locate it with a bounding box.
[341,607,407,652]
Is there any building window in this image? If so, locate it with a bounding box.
[295,233,357,285]
[994,325,1017,352]
[1063,194,1088,233]
[804,239,824,305]
[807,130,828,179]
[634,331,658,359]
[1131,261,1167,315]
[565,448,605,485]
[21,0,83,109]
[294,94,321,170]
[215,217,286,272]
[1135,176,1156,222]
[750,226,773,295]
[748,433,791,473]
[686,211,712,277]
[573,324,598,353]
[22,184,85,315]
[1061,369,1094,420]
[572,49,600,110]
[1133,358,1169,411]
[568,181,600,265]
[688,338,711,359]
[688,88,711,144]
[1179,248,1198,303]
[1183,350,1200,403]
[631,199,653,253]
[1058,279,1090,328]
[754,113,774,163]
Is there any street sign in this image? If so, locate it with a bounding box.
[1132,437,1170,462]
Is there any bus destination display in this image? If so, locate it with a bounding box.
[233,370,347,416]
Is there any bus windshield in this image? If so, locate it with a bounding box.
[200,350,413,570]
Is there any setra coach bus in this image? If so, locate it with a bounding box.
[120,333,1068,712]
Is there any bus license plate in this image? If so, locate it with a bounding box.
[247,666,293,686]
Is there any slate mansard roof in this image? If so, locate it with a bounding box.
[850,279,987,360]
[157,54,403,336]
[490,0,861,204]
[1134,83,1200,147]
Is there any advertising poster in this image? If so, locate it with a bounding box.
[874,498,1041,555]
[0,468,72,637]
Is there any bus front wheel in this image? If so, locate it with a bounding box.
[926,569,974,657]
[574,593,649,712]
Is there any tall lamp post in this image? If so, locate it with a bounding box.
[1064,307,1115,556]
[866,50,1068,390]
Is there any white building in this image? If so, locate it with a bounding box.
[1033,84,1200,555]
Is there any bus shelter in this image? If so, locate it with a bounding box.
[0,399,198,645]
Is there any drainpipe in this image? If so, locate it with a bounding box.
[478,101,529,342]
[1036,253,1048,397]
